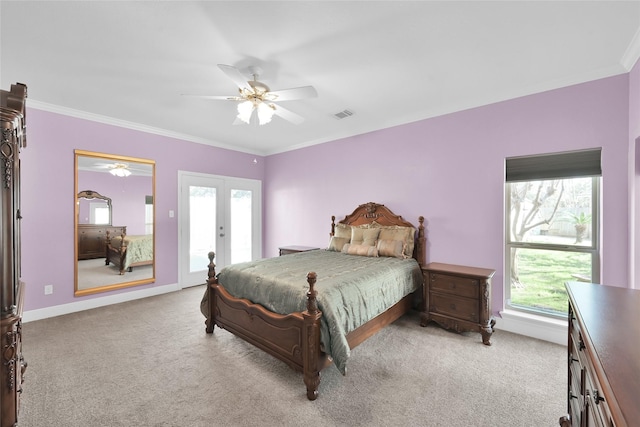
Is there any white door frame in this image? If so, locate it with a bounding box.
[178,171,262,288]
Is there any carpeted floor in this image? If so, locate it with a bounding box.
[77,258,153,290]
[19,285,566,426]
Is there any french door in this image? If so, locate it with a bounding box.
[178,171,261,288]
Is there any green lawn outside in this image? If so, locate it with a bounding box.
[511,248,592,314]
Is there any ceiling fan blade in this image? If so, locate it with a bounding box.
[182,94,242,101]
[266,86,317,102]
[217,64,253,92]
[272,104,305,125]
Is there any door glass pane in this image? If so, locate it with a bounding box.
[230,189,252,264]
[189,185,216,273]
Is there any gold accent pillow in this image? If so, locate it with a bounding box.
[376,239,405,258]
[370,222,415,258]
[334,223,352,240]
[350,226,380,246]
[327,236,350,252]
[341,243,379,257]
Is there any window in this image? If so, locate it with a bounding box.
[90,202,110,225]
[505,149,600,318]
[145,195,153,235]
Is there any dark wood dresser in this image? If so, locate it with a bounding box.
[77,224,126,260]
[560,282,639,427]
[1,83,28,427]
[420,262,495,345]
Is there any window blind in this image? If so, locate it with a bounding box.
[505,148,601,182]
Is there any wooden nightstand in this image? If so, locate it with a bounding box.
[420,262,496,345]
[278,245,320,256]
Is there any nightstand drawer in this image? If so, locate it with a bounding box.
[430,293,479,323]
[429,273,479,299]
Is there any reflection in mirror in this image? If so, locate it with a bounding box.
[77,190,112,225]
[75,150,155,297]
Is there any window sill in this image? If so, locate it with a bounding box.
[496,309,568,345]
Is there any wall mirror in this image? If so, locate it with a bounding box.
[74,150,156,296]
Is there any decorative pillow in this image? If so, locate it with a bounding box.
[327,236,349,252]
[350,226,380,246]
[370,222,416,258]
[376,239,405,258]
[341,243,379,257]
[334,223,352,240]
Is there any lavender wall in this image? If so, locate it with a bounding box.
[21,72,634,316]
[21,109,264,311]
[264,75,631,315]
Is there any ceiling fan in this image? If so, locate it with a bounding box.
[83,160,151,177]
[190,64,317,125]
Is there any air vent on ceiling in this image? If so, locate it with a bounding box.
[333,109,354,120]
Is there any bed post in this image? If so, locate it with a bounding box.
[205,251,217,333]
[105,230,112,263]
[330,215,336,237]
[302,271,322,400]
[118,228,127,275]
[416,216,426,268]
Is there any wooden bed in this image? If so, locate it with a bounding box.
[105,228,154,275]
[204,202,426,400]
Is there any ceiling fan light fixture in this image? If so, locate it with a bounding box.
[237,100,254,124]
[237,99,275,125]
[257,102,275,125]
[109,163,132,177]
[209,64,315,126]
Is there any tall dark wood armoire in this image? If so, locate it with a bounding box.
[0,83,27,427]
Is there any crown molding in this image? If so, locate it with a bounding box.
[621,26,640,71]
[25,99,265,156]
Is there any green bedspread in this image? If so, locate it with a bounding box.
[112,234,153,269]
[203,249,423,374]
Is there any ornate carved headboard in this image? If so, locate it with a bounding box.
[330,202,426,267]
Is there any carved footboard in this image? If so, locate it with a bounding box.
[105,229,128,275]
[205,252,327,400]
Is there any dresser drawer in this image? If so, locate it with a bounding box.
[429,273,479,299]
[430,293,479,323]
[584,362,614,427]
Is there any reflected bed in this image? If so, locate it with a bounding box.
[105,229,153,275]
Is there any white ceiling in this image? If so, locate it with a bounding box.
[2,1,640,156]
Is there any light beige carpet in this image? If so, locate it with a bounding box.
[19,285,566,426]
[77,258,153,290]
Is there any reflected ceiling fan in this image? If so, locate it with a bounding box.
[84,161,151,177]
[189,64,317,125]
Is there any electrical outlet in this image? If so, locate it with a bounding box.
[44,285,53,295]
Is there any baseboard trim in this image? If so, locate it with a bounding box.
[495,309,568,345]
[23,283,180,322]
